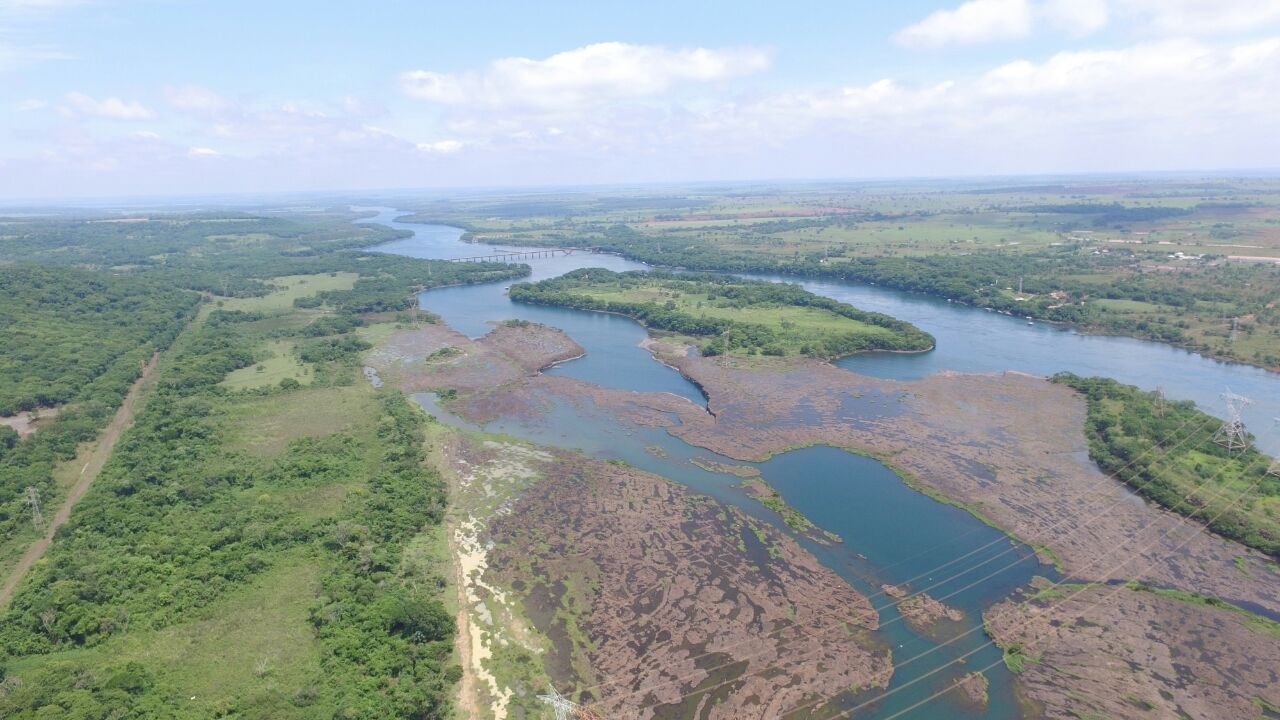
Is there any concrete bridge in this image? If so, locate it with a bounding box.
[447,247,602,263]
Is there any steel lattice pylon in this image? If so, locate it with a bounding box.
[537,685,603,720]
[1211,389,1252,453]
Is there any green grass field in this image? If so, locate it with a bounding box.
[218,272,358,313]
[580,285,897,345]
[510,269,934,358]
[5,554,326,716]
[220,340,312,391]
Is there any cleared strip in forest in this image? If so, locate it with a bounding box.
[0,353,159,609]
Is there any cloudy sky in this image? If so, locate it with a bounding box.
[2,0,1278,199]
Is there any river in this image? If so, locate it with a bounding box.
[360,208,1277,719]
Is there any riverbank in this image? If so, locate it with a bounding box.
[368,310,1280,719]
[370,322,894,717]
[372,316,1280,616]
[441,221,1280,375]
[365,208,1280,718]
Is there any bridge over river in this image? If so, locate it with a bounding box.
[447,247,603,263]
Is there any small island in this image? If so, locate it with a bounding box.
[509,269,935,359]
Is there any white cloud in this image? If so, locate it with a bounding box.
[187,146,218,157]
[726,37,1280,170]
[64,92,155,120]
[898,0,1280,46]
[895,0,1033,48]
[1118,0,1280,36]
[14,98,46,111]
[1040,0,1109,36]
[400,42,771,110]
[164,85,230,115]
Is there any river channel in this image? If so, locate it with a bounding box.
[361,207,1278,719]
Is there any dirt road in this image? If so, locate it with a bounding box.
[0,353,159,609]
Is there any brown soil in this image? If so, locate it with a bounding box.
[950,671,989,711]
[881,584,908,599]
[364,321,583,400]
[479,321,585,373]
[485,450,891,719]
[560,344,1280,618]
[897,592,965,635]
[375,315,1280,715]
[0,407,61,437]
[985,585,1280,720]
[0,355,157,609]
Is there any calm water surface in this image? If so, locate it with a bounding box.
[364,209,1276,719]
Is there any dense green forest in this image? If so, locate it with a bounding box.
[576,225,1275,354]
[0,282,459,717]
[0,210,530,718]
[0,212,525,306]
[510,268,934,358]
[0,266,200,571]
[0,266,198,414]
[1053,373,1280,557]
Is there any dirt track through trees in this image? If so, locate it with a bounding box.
[0,353,159,609]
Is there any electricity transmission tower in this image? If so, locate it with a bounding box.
[537,685,603,720]
[25,486,44,530]
[1211,389,1252,453]
[1154,385,1166,417]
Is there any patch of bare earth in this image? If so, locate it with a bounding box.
[364,322,583,413]
[0,406,60,437]
[896,592,965,636]
[984,586,1280,720]
[485,452,891,719]
[436,433,554,720]
[949,671,989,711]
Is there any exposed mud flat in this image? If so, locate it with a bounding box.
[378,315,1280,716]
[571,342,1280,619]
[950,671,989,711]
[984,585,1280,720]
[896,592,965,635]
[364,321,583,397]
[480,321,586,373]
[386,324,891,717]
[485,451,892,719]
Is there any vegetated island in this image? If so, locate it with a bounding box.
[508,269,934,359]
[396,179,1280,371]
[1053,373,1280,557]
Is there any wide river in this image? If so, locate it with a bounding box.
[362,208,1279,720]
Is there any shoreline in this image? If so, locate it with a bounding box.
[437,227,1278,376]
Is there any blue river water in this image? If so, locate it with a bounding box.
[361,208,1278,719]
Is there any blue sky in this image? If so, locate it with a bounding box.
[2,0,1278,198]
